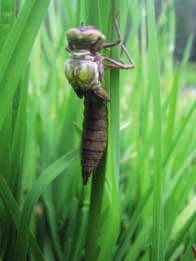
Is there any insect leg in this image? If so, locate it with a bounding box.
[102,27,135,66]
[102,18,121,49]
[121,44,135,66]
[114,18,135,66]
[103,56,134,69]
[103,39,121,49]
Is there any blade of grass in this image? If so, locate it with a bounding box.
[8,67,29,195]
[0,0,15,48]
[115,186,152,260]
[84,1,121,260]
[125,218,152,261]
[164,35,193,164]
[0,174,44,261]
[97,1,121,260]
[70,187,90,261]
[0,1,16,258]
[0,0,51,131]
[163,100,196,167]
[43,190,64,261]
[146,0,164,260]
[166,211,196,259]
[84,160,107,260]
[14,149,79,260]
[165,149,196,202]
[2,68,29,260]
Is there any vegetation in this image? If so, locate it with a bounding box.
[0,0,195,260]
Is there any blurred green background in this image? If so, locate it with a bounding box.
[0,0,195,260]
[155,0,196,60]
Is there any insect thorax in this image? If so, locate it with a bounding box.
[64,51,100,93]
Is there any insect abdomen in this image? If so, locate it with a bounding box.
[81,93,107,184]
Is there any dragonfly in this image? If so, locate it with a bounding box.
[64,24,134,184]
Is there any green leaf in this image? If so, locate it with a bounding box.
[15,149,79,260]
[0,0,51,131]
[146,0,164,260]
[166,211,196,259]
[0,173,44,261]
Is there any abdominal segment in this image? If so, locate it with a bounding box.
[81,92,108,184]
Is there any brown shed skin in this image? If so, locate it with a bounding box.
[65,25,134,184]
[81,92,108,184]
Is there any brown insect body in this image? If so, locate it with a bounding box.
[82,92,108,184]
[65,24,134,184]
[65,25,109,184]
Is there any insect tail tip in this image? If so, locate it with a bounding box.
[82,170,91,185]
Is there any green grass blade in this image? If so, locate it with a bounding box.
[116,187,152,260]
[0,1,16,257]
[0,0,15,48]
[164,101,196,166]
[84,161,107,260]
[84,1,121,260]
[146,0,164,260]
[70,187,90,261]
[125,218,152,261]
[15,149,79,260]
[164,35,194,164]
[98,1,121,260]
[0,174,44,261]
[43,190,64,260]
[166,211,196,259]
[8,68,29,196]
[0,0,50,131]
[86,0,99,27]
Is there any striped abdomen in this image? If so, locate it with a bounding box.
[81,92,108,184]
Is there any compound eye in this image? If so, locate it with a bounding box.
[93,36,101,45]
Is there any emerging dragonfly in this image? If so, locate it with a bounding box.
[64,24,134,184]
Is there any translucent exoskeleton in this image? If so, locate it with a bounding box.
[64,24,134,184]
